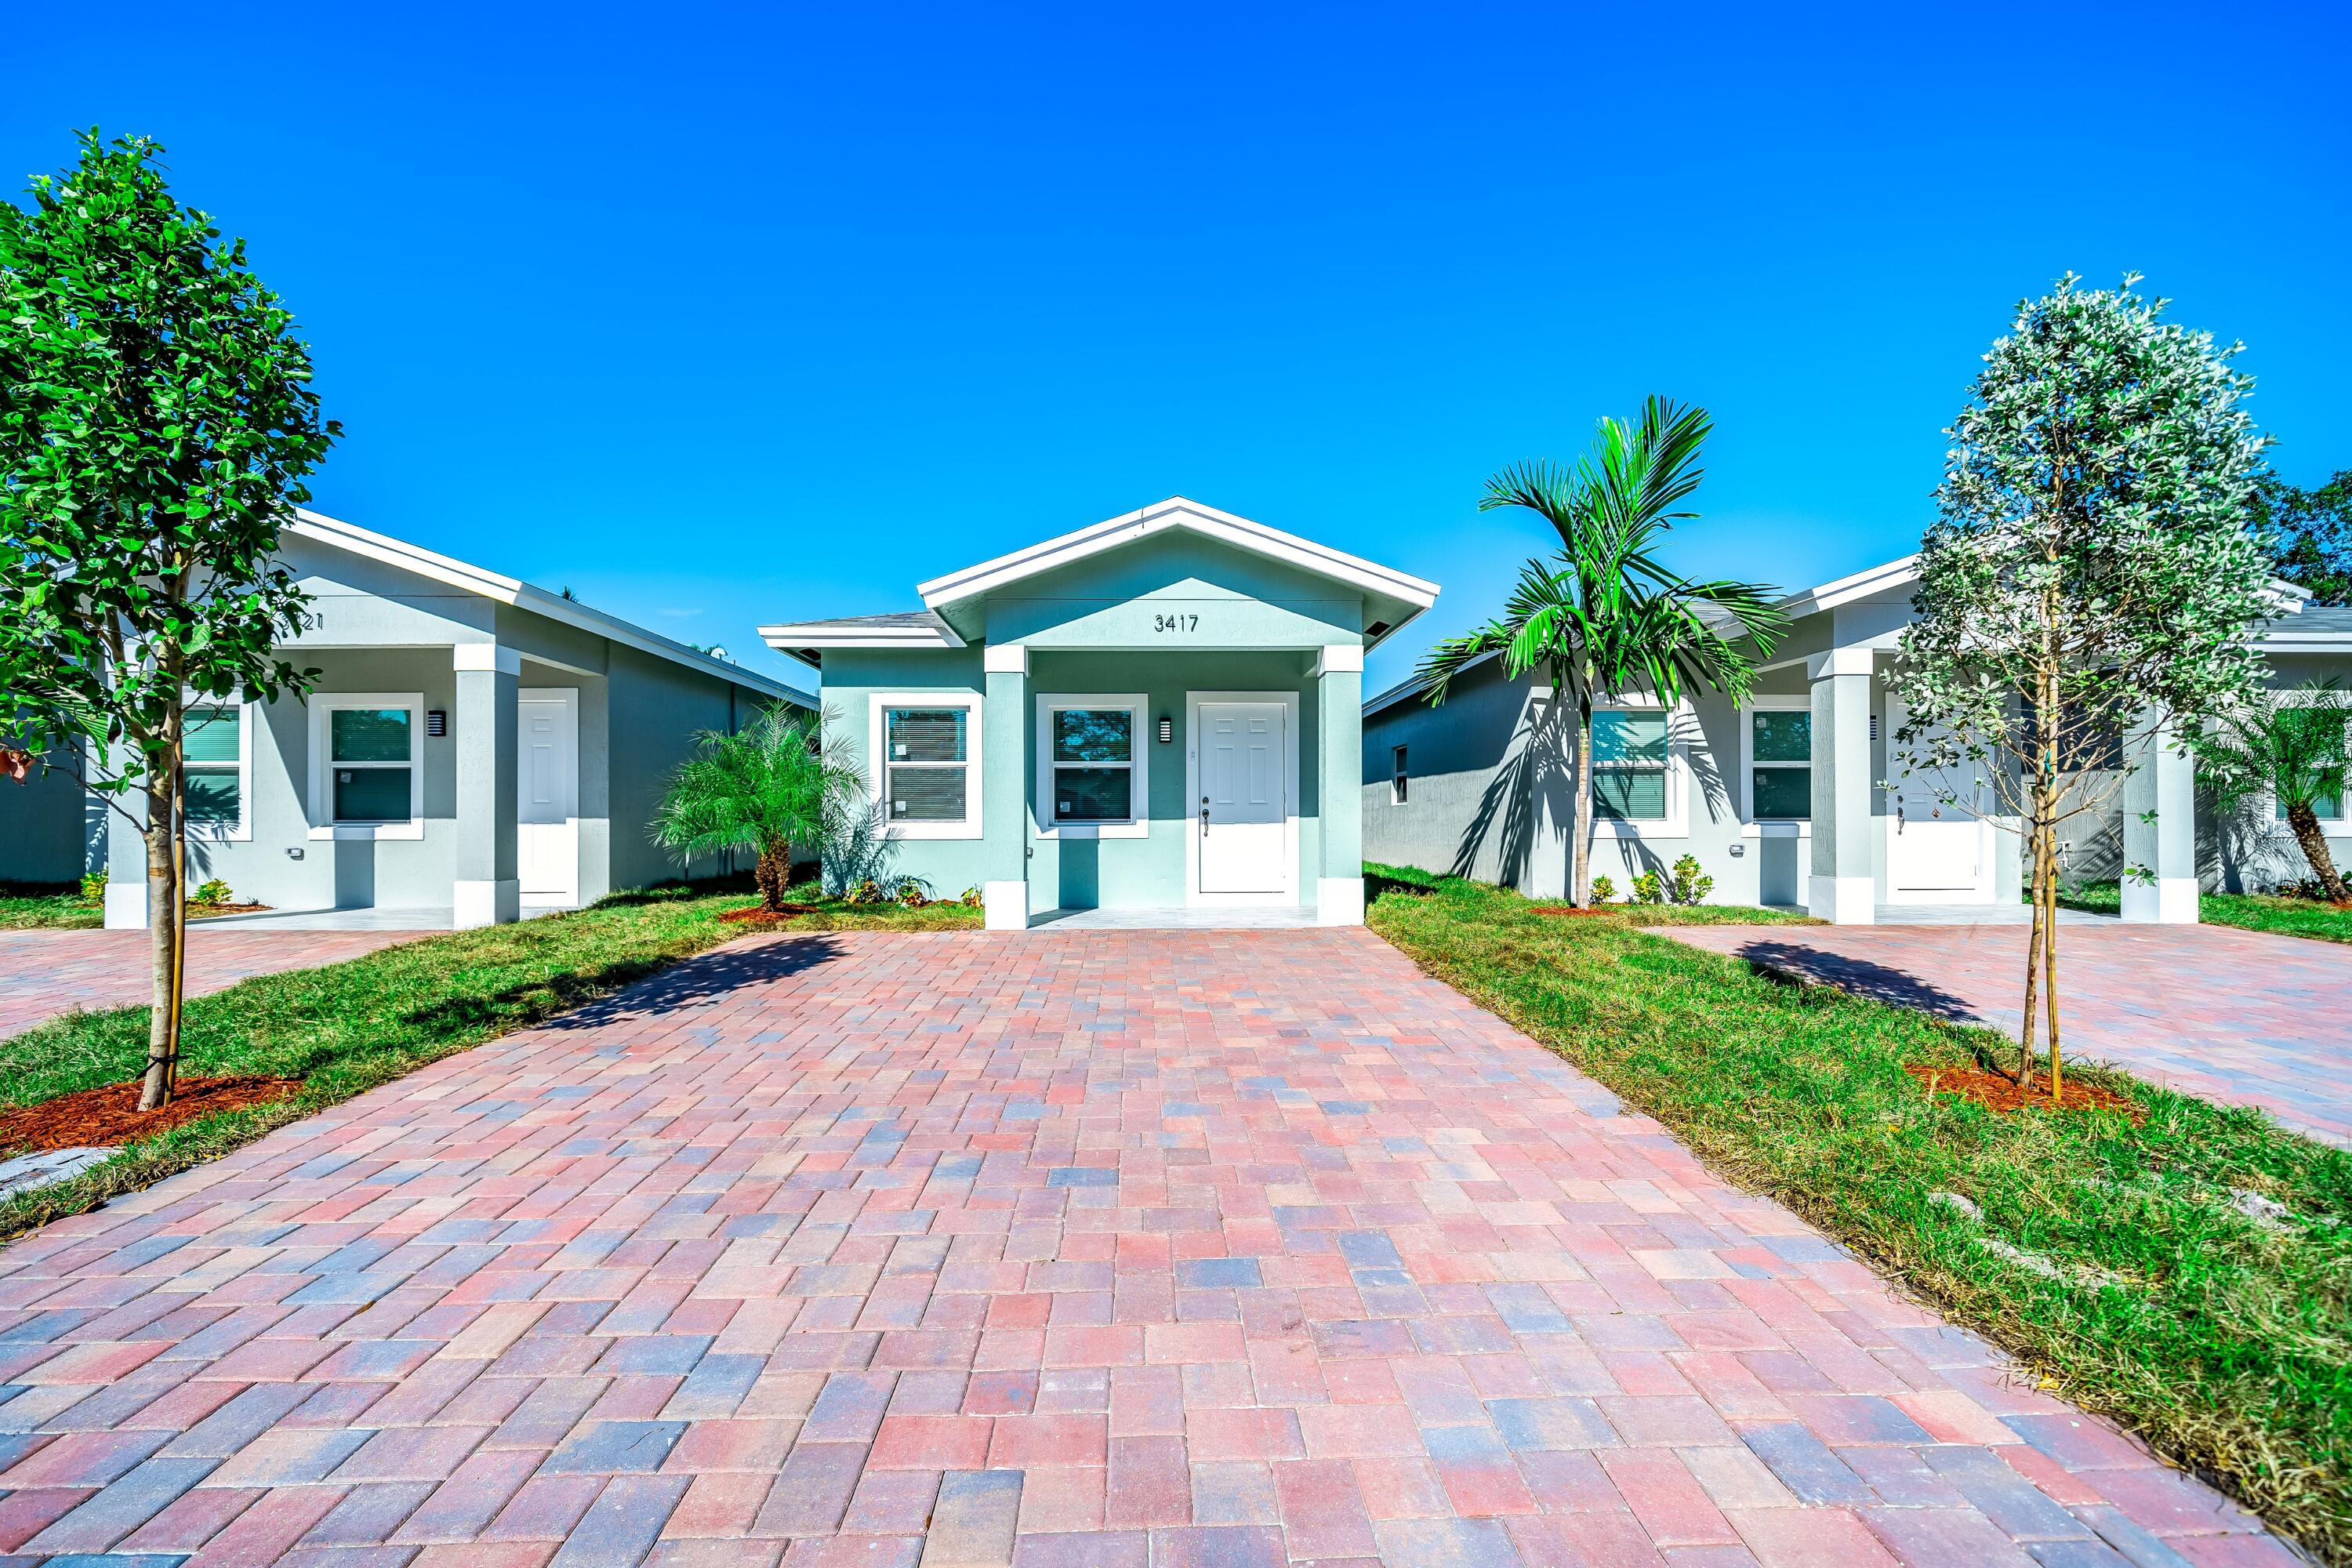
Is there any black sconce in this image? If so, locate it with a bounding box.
[1156,716,1173,744]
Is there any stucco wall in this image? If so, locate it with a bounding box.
[608,642,773,891]
[0,743,102,885]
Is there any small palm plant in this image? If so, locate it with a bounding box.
[2198,684,2351,903]
[1419,399,1786,905]
[649,705,863,913]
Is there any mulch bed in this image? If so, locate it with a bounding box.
[1904,1063,2143,1121]
[187,903,273,920]
[717,904,820,924]
[1,1075,304,1157]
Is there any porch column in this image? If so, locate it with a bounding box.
[453,644,521,928]
[2121,713,2199,924]
[1807,648,1875,924]
[1314,644,1365,924]
[101,735,151,929]
[981,643,1030,931]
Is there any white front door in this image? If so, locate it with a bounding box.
[1886,694,1994,900]
[517,688,579,906]
[1198,701,1287,895]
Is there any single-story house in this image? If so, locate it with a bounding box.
[1,510,811,928]
[760,497,1438,929]
[1363,556,2352,924]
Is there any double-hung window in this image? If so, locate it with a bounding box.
[1591,709,1668,821]
[873,695,982,837]
[2275,708,2348,823]
[1748,706,1812,820]
[310,695,424,837]
[183,702,250,840]
[1034,695,1147,837]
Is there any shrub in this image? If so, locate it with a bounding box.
[894,877,930,908]
[1668,854,1714,905]
[78,869,107,904]
[1631,870,1665,904]
[190,879,233,907]
[958,886,983,908]
[1589,875,1617,904]
[844,878,885,906]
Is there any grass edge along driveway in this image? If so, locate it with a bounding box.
[0,882,976,1245]
[1365,863,2352,1566]
[2053,879,2352,946]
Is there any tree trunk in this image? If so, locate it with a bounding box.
[139,760,181,1112]
[2285,801,2350,902]
[2043,831,2064,1105]
[1572,701,1595,907]
[755,842,789,913]
[2020,818,2045,1091]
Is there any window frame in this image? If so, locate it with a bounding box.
[1541,693,1689,840]
[182,698,253,843]
[1391,744,1408,806]
[1740,695,1814,833]
[868,692,983,840]
[307,693,426,840]
[1034,694,1149,839]
[2265,705,2350,829]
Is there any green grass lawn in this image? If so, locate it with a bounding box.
[1366,864,2352,1563]
[0,881,101,931]
[0,878,975,1243]
[2051,879,2352,946]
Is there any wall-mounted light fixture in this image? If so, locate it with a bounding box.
[1157,715,1173,744]
[426,710,448,737]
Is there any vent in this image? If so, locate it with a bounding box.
[1870,713,1879,744]
[1365,621,1392,640]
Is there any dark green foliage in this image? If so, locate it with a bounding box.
[2256,470,2352,606]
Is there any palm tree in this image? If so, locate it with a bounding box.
[649,704,864,912]
[2198,684,2350,903]
[1418,399,1788,906]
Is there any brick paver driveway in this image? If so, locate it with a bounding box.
[1667,922,2352,1146]
[0,931,2291,1566]
[0,928,430,1041]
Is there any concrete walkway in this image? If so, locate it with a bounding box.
[0,930,2290,1566]
[1668,921,2352,1146]
[0,927,434,1042]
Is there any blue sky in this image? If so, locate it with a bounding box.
[5,1,2345,693]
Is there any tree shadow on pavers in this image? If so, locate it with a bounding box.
[1731,939,1985,1027]
[402,935,848,1040]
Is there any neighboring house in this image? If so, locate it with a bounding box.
[1363,557,2352,924]
[0,511,810,927]
[760,497,1437,929]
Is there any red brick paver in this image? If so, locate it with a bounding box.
[1667,922,2352,1145]
[0,928,430,1041]
[0,931,2296,1565]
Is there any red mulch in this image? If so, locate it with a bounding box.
[0,1075,303,1156]
[717,904,820,924]
[188,903,272,919]
[1904,1063,2142,1121]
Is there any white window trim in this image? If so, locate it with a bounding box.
[183,698,254,843]
[1566,697,1690,840]
[1740,695,1814,836]
[868,691,982,840]
[1034,694,1149,840]
[307,693,426,840]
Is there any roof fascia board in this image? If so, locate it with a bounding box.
[916,497,1439,612]
[1776,554,1921,619]
[288,510,808,707]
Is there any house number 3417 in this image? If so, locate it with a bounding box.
[1153,612,1199,633]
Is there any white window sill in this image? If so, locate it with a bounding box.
[1037,820,1150,840]
[1742,822,1813,838]
[884,820,982,840]
[308,822,425,841]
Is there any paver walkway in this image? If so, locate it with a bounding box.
[0,931,2292,1566]
[0,928,431,1041]
[1668,922,2352,1146]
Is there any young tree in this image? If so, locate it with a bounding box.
[1892,274,2270,1101]
[2195,685,2350,903]
[2251,469,2351,606]
[0,132,338,1111]
[649,706,864,912]
[1418,399,1787,906]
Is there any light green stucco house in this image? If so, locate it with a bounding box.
[760,498,1438,929]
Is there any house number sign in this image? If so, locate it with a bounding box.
[1152,612,1200,633]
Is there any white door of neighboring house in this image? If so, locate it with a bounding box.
[517,688,579,907]
[1885,693,1994,901]
[1197,701,1288,895]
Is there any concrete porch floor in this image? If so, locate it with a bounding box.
[1029,906,1323,930]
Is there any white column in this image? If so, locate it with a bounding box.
[2121,714,2199,924]
[981,642,1030,931]
[1807,648,1875,924]
[453,644,521,927]
[1313,644,1365,924]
